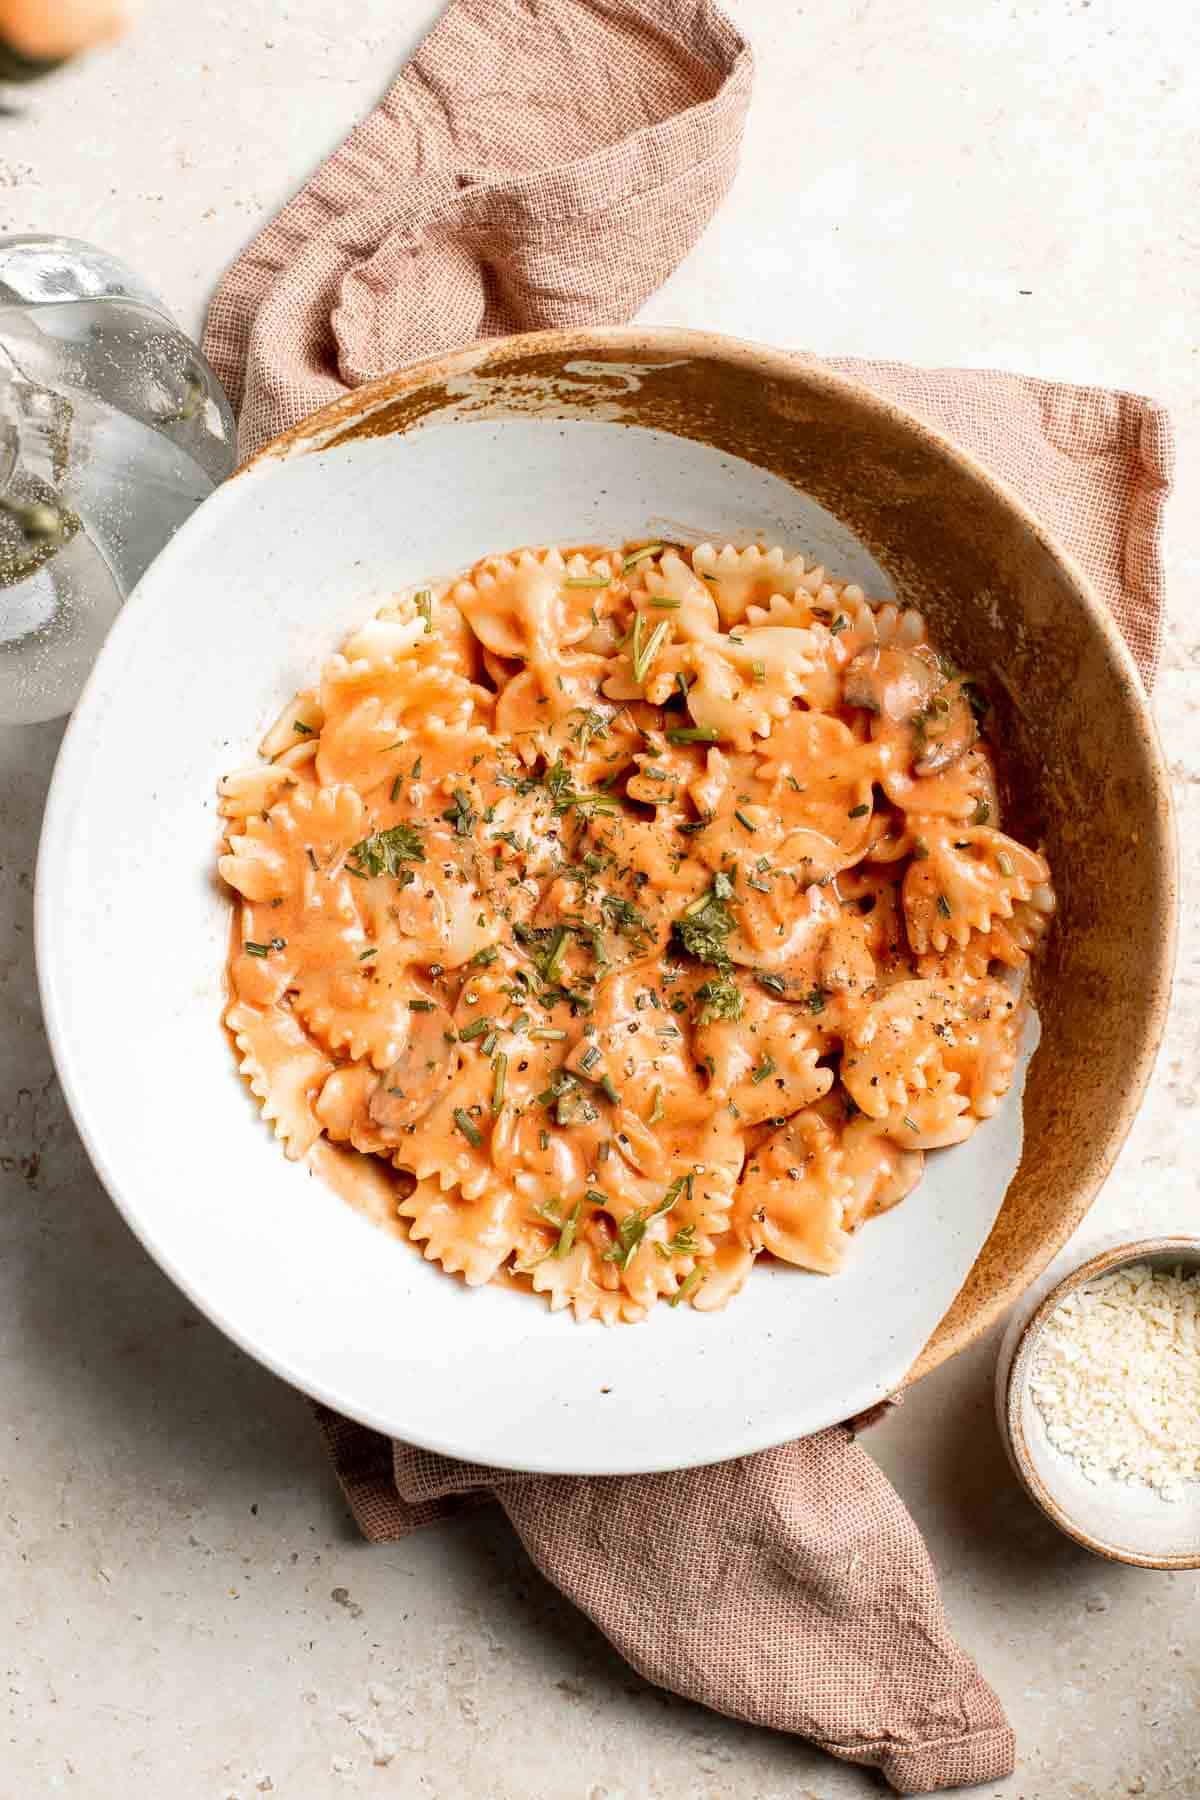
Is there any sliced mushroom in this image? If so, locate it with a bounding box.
[910,680,978,775]
[843,645,938,720]
[368,999,456,1134]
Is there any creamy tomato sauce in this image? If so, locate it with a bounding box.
[218,541,1055,1324]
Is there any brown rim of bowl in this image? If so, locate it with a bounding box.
[227,324,1178,1385]
[1005,1236,1200,1569]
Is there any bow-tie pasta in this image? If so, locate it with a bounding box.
[218,542,1054,1321]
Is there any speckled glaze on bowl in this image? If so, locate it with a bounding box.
[37,328,1176,1470]
[257,327,1176,1381]
[997,1237,1200,1568]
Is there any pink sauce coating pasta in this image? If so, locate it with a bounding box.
[218,542,1055,1323]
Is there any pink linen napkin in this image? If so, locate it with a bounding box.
[203,3,1173,1792]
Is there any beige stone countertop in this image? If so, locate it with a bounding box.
[1,1,1197,1794]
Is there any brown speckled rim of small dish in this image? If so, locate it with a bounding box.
[1004,1237,1200,1570]
[226,324,1178,1388]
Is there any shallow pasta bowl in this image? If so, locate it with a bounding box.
[36,328,1175,1474]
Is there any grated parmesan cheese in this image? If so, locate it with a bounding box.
[1028,1262,1200,1502]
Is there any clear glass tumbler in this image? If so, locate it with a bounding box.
[0,235,236,723]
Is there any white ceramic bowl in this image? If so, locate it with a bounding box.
[996,1236,1200,1568]
[35,330,1172,1474]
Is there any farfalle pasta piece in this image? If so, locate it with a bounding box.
[218,782,366,903]
[452,546,622,664]
[219,538,1054,1323]
[840,979,964,1120]
[691,541,818,626]
[839,1113,926,1231]
[936,976,1025,1120]
[695,983,833,1126]
[688,1239,758,1312]
[316,661,483,791]
[732,1111,854,1273]
[399,1178,524,1287]
[841,976,1022,1140]
[903,823,1050,955]
[217,762,299,823]
[225,999,332,1160]
[524,1239,648,1326]
[260,687,324,758]
[874,1070,975,1149]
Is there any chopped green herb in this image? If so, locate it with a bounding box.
[666,725,720,744]
[409,999,435,1012]
[936,893,952,919]
[470,946,499,967]
[829,614,848,635]
[600,893,649,937]
[415,588,433,634]
[970,799,991,826]
[751,1055,777,1085]
[631,614,670,687]
[389,775,402,804]
[903,1115,919,1133]
[348,821,426,875]
[649,596,681,610]
[670,1266,706,1306]
[442,788,477,837]
[622,543,663,570]
[657,1224,698,1258]
[453,1108,482,1147]
[672,884,735,969]
[602,1181,684,1270]
[542,927,569,983]
[695,972,743,1025]
[757,971,787,996]
[458,1016,494,1042]
[598,1073,621,1105]
[293,719,314,735]
[243,941,270,958]
[358,947,378,960]
[648,1085,665,1125]
[491,1052,507,1111]
[733,809,757,833]
[804,987,826,1014]
[529,1027,567,1042]
[553,1197,584,1256]
[848,801,870,818]
[563,574,610,589]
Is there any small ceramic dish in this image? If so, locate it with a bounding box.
[996,1236,1200,1568]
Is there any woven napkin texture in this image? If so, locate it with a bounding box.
[203,2,1172,1791]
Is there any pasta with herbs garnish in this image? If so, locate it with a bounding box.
[218,540,1054,1322]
